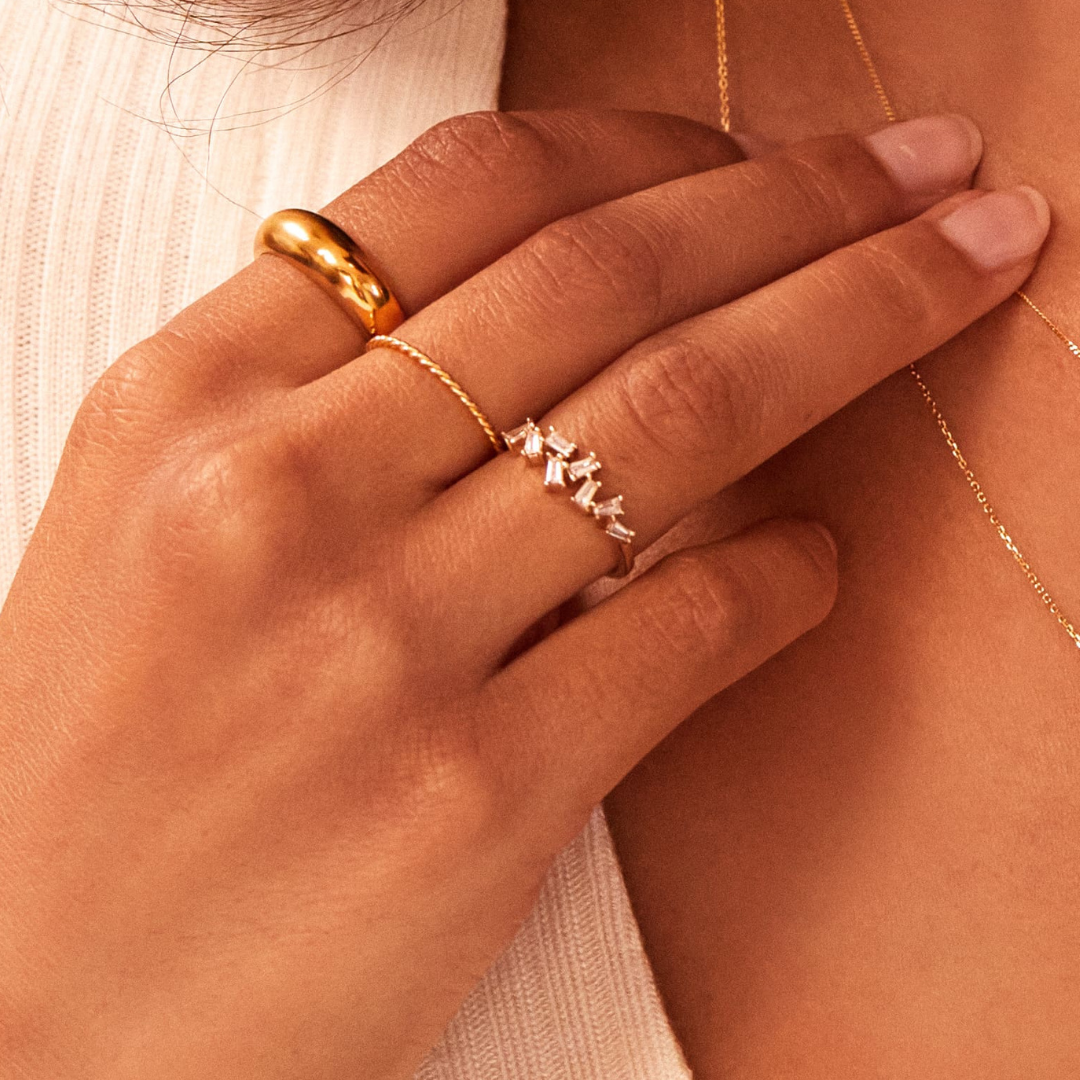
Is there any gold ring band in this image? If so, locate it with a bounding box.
[363,335,502,455]
[254,209,404,338]
[502,419,636,579]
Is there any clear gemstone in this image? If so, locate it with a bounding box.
[567,453,601,481]
[545,428,577,458]
[523,427,545,463]
[544,456,567,488]
[592,495,624,519]
[501,420,534,450]
[572,478,601,510]
[605,520,635,543]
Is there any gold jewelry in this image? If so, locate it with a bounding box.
[364,342,636,572]
[363,335,502,454]
[254,209,404,338]
[713,0,1080,650]
[502,420,636,578]
[713,0,732,134]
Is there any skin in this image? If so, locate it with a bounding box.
[502,0,1080,1075]
[0,7,1060,1080]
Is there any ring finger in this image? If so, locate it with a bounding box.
[419,183,1050,665]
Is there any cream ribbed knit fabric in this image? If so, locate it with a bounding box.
[0,1,692,1075]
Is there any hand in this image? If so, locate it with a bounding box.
[0,108,1046,1079]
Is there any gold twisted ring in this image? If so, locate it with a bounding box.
[254,209,404,338]
[359,333,635,575]
[365,341,632,576]
[363,335,503,455]
[502,420,636,579]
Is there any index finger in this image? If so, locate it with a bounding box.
[138,110,744,397]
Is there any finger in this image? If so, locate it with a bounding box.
[480,519,838,831]
[422,183,1049,663]
[306,114,982,484]
[136,110,744,397]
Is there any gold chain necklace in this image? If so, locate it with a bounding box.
[713,0,1080,650]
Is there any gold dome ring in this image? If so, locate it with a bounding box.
[254,208,404,338]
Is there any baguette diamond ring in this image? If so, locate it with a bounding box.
[502,420,635,578]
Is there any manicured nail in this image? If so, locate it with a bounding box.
[864,114,982,198]
[937,186,1050,271]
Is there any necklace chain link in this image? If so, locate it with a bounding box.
[714,0,1080,649]
[714,0,732,133]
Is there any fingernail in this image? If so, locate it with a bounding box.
[805,521,839,570]
[864,114,982,198]
[937,186,1051,271]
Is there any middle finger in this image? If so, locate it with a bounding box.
[301,114,982,493]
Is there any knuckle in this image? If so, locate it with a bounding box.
[771,139,860,235]
[518,207,666,324]
[840,236,937,328]
[402,110,561,189]
[658,524,839,661]
[615,331,766,462]
[778,523,840,614]
[69,348,176,455]
[794,529,833,613]
[657,548,763,655]
[394,717,509,846]
[154,445,255,558]
[148,428,314,579]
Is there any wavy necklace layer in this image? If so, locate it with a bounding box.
[713,0,1080,650]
